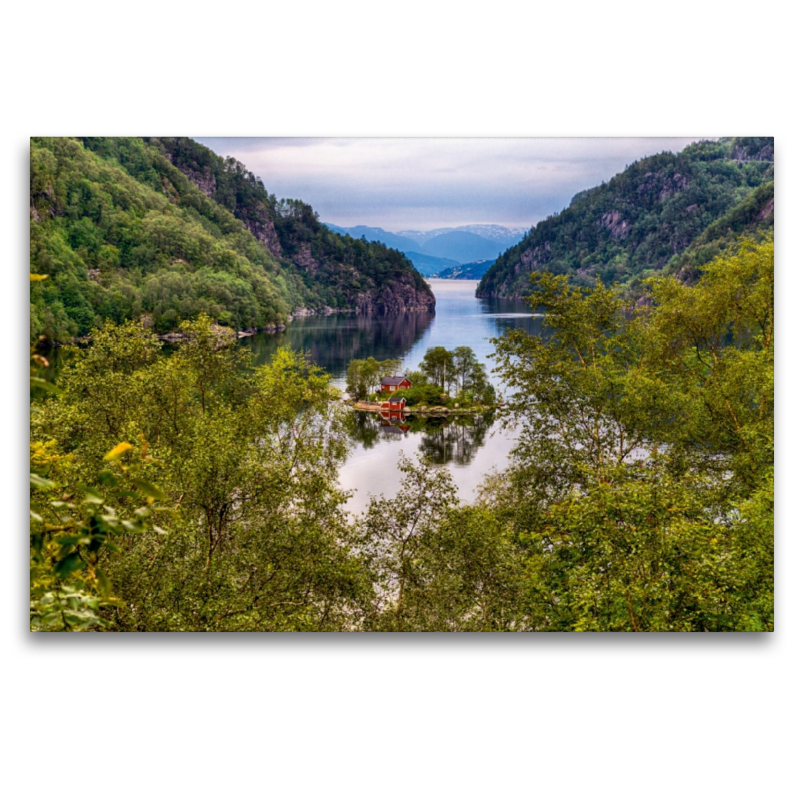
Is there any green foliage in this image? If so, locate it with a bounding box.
[29,232,772,632]
[140,137,433,315]
[411,345,495,405]
[519,460,766,631]
[392,382,446,407]
[488,238,773,630]
[661,181,773,284]
[29,137,434,343]
[357,456,527,631]
[29,137,293,341]
[30,325,168,631]
[345,345,496,407]
[31,315,369,631]
[420,346,455,392]
[29,271,170,631]
[644,237,773,493]
[478,138,774,298]
[346,356,402,400]
[30,457,167,631]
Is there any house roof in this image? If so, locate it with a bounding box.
[381,376,409,384]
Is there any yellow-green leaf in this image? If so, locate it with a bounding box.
[104,442,134,461]
[131,478,166,501]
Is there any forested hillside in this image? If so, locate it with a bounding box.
[435,259,496,280]
[30,238,773,631]
[30,137,434,342]
[477,137,774,298]
[665,179,774,283]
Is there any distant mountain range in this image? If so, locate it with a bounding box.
[397,224,528,248]
[433,259,496,280]
[323,225,420,253]
[323,223,526,275]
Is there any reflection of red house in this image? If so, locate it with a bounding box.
[380,397,407,412]
[380,375,412,394]
[380,410,410,433]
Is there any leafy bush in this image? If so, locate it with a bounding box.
[392,383,447,407]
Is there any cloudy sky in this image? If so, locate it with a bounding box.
[195,137,704,232]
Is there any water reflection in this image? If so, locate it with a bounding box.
[39,280,537,512]
[246,308,435,381]
[347,410,496,467]
[380,412,411,435]
[333,282,536,511]
[417,411,495,466]
[243,280,544,387]
[42,281,541,392]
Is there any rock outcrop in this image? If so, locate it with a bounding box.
[151,137,435,317]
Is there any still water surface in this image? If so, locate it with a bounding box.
[43,281,542,514]
[247,280,542,513]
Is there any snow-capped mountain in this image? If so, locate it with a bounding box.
[396,224,528,247]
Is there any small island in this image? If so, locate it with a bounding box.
[346,346,497,416]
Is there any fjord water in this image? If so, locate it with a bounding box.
[248,279,543,513]
[43,281,542,513]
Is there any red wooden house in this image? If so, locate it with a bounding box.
[380,397,407,412]
[380,375,412,394]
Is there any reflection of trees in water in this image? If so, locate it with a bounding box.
[245,310,435,378]
[346,411,412,448]
[345,410,383,449]
[347,410,496,466]
[417,411,495,466]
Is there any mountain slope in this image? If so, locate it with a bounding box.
[30,137,434,342]
[477,137,774,298]
[124,138,434,317]
[402,252,461,276]
[322,224,421,253]
[664,179,774,283]
[397,225,526,250]
[434,259,496,280]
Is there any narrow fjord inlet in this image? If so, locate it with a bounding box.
[30,137,774,632]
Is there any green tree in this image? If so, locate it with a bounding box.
[346,357,401,399]
[29,293,168,631]
[357,456,528,631]
[420,346,455,393]
[452,345,495,404]
[452,346,480,394]
[32,315,370,631]
[488,238,773,631]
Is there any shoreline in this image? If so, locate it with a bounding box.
[349,400,496,416]
[38,302,439,348]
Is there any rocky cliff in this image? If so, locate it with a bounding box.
[144,137,435,315]
[31,137,434,344]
